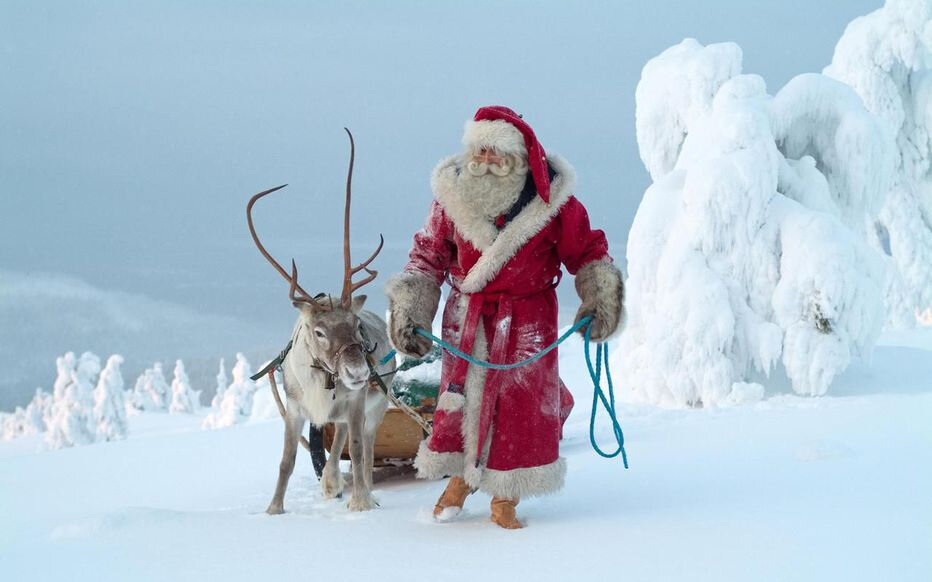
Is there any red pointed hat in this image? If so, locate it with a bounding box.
[462,105,552,203]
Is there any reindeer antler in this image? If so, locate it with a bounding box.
[246,184,317,305]
[340,128,384,309]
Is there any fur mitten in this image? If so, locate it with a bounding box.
[574,259,625,342]
[385,271,441,358]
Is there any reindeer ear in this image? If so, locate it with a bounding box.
[350,295,367,313]
[293,300,322,314]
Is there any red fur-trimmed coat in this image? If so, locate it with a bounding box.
[396,154,613,499]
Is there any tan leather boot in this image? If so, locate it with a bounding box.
[433,476,472,520]
[490,497,523,529]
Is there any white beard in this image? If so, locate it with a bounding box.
[454,158,528,221]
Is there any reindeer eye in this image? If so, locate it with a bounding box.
[314,329,326,339]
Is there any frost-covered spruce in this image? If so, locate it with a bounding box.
[210,358,227,410]
[824,0,932,327]
[1,407,27,441]
[1,388,52,441]
[46,379,96,449]
[169,360,197,414]
[94,355,128,441]
[203,353,257,429]
[46,352,77,429]
[0,412,10,441]
[51,352,76,402]
[771,73,895,231]
[45,351,101,448]
[26,388,52,434]
[618,39,886,407]
[73,352,102,406]
[131,362,171,412]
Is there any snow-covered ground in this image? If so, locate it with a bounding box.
[2,329,929,582]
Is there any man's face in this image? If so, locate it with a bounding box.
[472,148,505,167]
[467,147,519,177]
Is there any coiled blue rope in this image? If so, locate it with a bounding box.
[583,325,629,467]
[379,315,628,466]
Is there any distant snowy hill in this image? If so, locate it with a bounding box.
[0,270,283,411]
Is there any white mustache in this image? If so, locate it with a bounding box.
[466,158,514,177]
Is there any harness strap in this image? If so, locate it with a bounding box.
[250,340,293,382]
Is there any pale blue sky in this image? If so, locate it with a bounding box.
[0,0,880,408]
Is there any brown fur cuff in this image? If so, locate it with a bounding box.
[574,259,625,342]
[385,271,441,357]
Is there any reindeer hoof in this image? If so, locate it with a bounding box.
[321,473,345,499]
[347,494,375,512]
[266,503,284,515]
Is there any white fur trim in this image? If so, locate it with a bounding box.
[461,310,490,490]
[436,391,465,412]
[414,439,465,480]
[434,506,462,521]
[462,119,526,156]
[479,457,567,499]
[432,153,577,292]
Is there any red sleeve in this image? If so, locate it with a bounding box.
[555,196,612,274]
[404,200,456,286]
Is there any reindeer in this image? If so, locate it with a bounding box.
[247,129,395,514]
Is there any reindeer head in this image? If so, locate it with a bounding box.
[247,129,384,391]
[292,291,372,390]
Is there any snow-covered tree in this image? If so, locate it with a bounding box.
[73,352,101,404]
[0,413,10,441]
[51,352,76,402]
[203,353,257,429]
[46,378,96,449]
[211,358,227,409]
[169,360,197,414]
[1,388,53,441]
[1,407,27,441]
[44,351,101,448]
[130,362,171,412]
[824,0,932,326]
[617,39,888,407]
[26,388,52,433]
[93,355,128,441]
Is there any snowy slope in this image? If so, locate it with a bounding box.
[2,331,930,582]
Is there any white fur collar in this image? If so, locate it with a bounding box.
[431,153,577,293]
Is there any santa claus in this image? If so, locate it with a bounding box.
[386,106,624,529]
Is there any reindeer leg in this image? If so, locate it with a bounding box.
[321,423,346,499]
[363,426,376,491]
[267,407,305,515]
[363,399,387,492]
[346,404,374,511]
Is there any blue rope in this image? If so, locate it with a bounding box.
[583,325,629,467]
[378,316,591,368]
[379,314,628,466]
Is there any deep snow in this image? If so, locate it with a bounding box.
[1,330,930,582]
